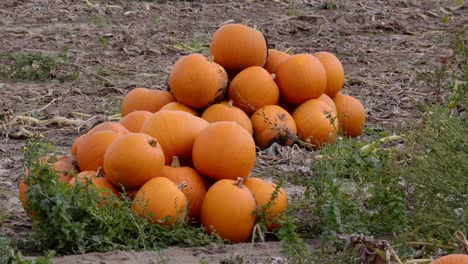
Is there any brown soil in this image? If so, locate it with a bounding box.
[0,0,466,263]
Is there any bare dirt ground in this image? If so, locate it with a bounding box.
[0,0,467,263]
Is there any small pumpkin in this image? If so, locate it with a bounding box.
[228,66,280,116]
[69,170,120,198]
[118,110,152,133]
[121,87,175,117]
[76,130,123,172]
[318,93,337,114]
[201,100,253,134]
[274,53,327,105]
[244,177,288,231]
[210,23,267,71]
[87,122,129,136]
[293,99,339,146]
[200,177,256,242]
[160,102,199,116]
[315,51,345,98]
[192,121,256,181]
[431,254,468,264]
[250,105,297,150]
[103,133,165,190]
[132,177,187,226]
[140,110,209,164]
[39,155,77,183]
[161,156,207,219]
[333,93,366,137]
[264,49,291,74]
[169,53,228,109]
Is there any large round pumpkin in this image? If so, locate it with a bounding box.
[169,53,228,110]
[210,23,267,71]
[140,110,209,164]
[200,177,256,242]
[71,135,84,158]
[118,110,152,133]
[228,66,280,116]
[250,105,297,150]
[69,170,120,198]
[333,93,366,137]
[103,133,165,190]
[274,53,327,105]
[121,87,175,117]
[201,100,253,134]
[76,130,123,172]
[431,254,468,264]
[315,51,345,98]
[293,99,339,146]
[192,121,256,181]
[161,156,207,219]
[244,177,288,231]
[264,49,291,74]
[318,93,337,114]
[159,102,199,116]
[132,177,187,226]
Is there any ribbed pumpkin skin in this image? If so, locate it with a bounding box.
[140,110,209,164]
[87,122,129,136]
[264,49,291,74]
[244,177,288,231]
[161,157,207,219]
[192,122,256,181]
[76,130,122,172]
[69,171,120,198]
[160,102,199,116]
[250,105,297,150]
[132,177,187,226]
[210,23,267,71]
[201,101,253,134]
[103,133,165,190]
[293,99,339,146]
[431,254,468,264]
[121,88,175,117]
[200,178,256,242]
[228,66,280,116]
[118,110,152,133]
[315,51,345,98]
[71,135,84,158]
[169,53,228,109]
[318,93,337,114]
[275,53,327,105]
[333,93,366,137]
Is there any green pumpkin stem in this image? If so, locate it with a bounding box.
[171,156,181,168]
[148,139,158,147]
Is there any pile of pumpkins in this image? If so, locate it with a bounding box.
[19,22,367,243]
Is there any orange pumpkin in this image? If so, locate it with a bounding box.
[39,155,77,183]
[250,105,297,149]
[121,87,175,117]
[210,23,267,71]
[244,177,288,231]
[228,66,280,116]
[160,102,199,116]
[103,133,165,190]
[18,177,29,215]
[431,254,468,264]
[132,177,187,226]
[161,156,207,219]
[293,99,339,146]
[169,53,228,109]
[333,93,366,137]
[274,53,327,105]
[69,170,120,198]
[87,122,129,136]
[200,177,256,242]
[118,110,152,133]
[318,93,337,114]
[192,121,256,181]
[315,51,345,98]
[264,49,291,74]
[201,100,253,134]
[76,130,122,172]
[71,135,84,158]
[140,110,209,164]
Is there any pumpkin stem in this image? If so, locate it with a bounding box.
[171,156,181,168]
[96,167,105,178]
[271,73,276,80]
[178,181,189,191]
[148,138,158,147]
[227,100,234,108]
[233,177,245,188]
